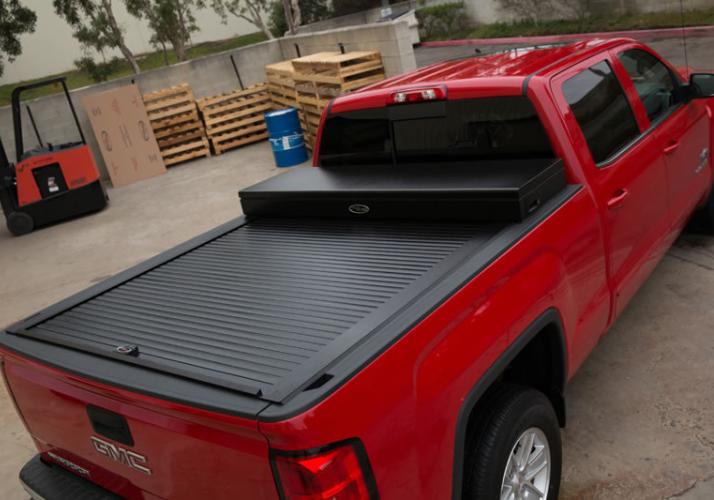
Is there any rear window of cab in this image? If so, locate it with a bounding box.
[318,96,554,166]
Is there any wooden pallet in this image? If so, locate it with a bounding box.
[143,83,210,166]
[292,51,385,149]
[292,51,385,87]
[197,84,271,155]
[161,137,212,167]
[265,60,298,110]
[295,82,327,152]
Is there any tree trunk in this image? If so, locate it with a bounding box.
[290,0,302,27]
[243,2,274,39]
[119,42,141,73]
[282,0,296,34]
[101,0,141,74]
[175,0,190,48]
[161,41,169,65]
[171,35,187,61]
[168,0,188,61]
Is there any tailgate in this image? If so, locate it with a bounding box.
[2,352,278,500]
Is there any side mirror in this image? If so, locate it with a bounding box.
[689,73,714,98]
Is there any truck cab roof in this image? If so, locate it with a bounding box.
[331,38,634,113]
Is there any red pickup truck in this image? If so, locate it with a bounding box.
[2,38,714,500]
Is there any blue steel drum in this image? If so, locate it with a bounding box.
[264,108,308,167]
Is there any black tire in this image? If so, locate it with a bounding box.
[704,190,714,233]
[6,211,34,236]
[463,384,562,500]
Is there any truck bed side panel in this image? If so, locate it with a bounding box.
[259,187,609,500]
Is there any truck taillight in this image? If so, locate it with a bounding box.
[271,440,378,500]
[388,85,447,105]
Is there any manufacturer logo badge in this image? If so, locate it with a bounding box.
[90,436,152,475]
[348,203,370,215]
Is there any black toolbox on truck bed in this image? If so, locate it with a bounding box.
[239,159,565,222]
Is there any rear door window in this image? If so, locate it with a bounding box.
[318,96,554,166]
[562,60,640,165]
[618,49,682,124]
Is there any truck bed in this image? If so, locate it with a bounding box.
[2,186,578,419]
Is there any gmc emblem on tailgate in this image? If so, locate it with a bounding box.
[90,436,152,475]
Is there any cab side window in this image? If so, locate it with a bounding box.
[618,49,681,123]
[563,60,640,165]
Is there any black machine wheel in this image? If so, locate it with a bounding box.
[6,211,34,236]
[464,385,562,500]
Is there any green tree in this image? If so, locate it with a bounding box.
[211,0,274,39]
[74,55,123,81]
[268,0,287,36]
[54,0,141,74]
[0,0,38,78]
[126,0,204,62]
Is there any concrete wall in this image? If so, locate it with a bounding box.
[0,21,417,182]
[295,1,413,33]
[296,0,467,45]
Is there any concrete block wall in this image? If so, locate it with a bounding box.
[294,1,414,34]
[0,20,417,182]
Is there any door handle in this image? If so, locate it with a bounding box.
[607,188,629,209]
[663,141,680,155]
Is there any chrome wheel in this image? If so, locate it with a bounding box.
[500,427,551,500]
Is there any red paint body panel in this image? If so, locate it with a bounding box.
[2,353,278,499]
[260,188,609,498]
[16,145,101,207]
[2,39,713,499]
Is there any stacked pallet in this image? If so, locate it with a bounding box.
[292,51,385,149]
[143,84,210,166]
[265,60,298,110]
[197,84,271,155]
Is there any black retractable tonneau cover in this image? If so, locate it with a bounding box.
[6,218,500,404]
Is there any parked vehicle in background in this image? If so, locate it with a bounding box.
[1,38,713,500]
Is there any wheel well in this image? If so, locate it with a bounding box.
[497,323,566,427]
[452,310,567,500]
[462,323,567,464]
[459,324,566,496]
[464,322,566,437]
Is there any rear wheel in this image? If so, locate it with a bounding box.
[704,189,714,232]
[464,385,562,500]
[6,211,34,236]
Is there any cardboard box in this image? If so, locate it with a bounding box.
[83,85,166,187]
